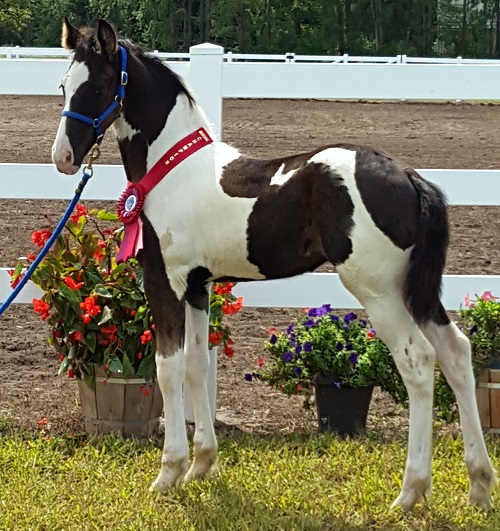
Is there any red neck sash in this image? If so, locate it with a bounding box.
[116,127,213,262]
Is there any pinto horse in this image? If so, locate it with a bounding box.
[52,18,495,510]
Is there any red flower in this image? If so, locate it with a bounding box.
[140,329,153,345]
[70,204,88,222]
[27,252,37,262]
[80,296,101,317]
[69,331,83,343]
[68,369,75,379]
[94,248,106,261]
[100,324,118,343]
[222,296,244,315]
[223,342,235,358]
[37,417,48,427]
[31,230,52,248]
[63,276,84,291]
[33,298,50,320]
[137,351,143,360]
[214,282,234,295]
[258,357,264,368]
[58,352,65,361]
[82,313,92,324]
[209,331,223,346]
[8,269,24,289]
[129,309,137,317]
[296,384,302,393]
[367,330,376,340]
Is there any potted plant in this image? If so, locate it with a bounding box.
[255,304,406,436]
[11,206,242,436]
[459,291,500,431]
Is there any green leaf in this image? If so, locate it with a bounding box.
[84,331,97,353]
[58,357,69,376]
[137,353,155,381]
[109,357,123,374]
[67,345,76,360]
[57,282,81,306]
[98,306,112,326]
[95,286,112,298]
[121,353,135,379]
[97,210,119,222]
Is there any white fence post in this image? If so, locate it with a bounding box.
[189,43,224,141]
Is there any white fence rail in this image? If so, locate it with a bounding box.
[4,46,500,65]
[1,163,499,310]
[2,44,500,137]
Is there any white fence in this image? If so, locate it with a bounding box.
[1,44,500,310]
[1,163,500,310]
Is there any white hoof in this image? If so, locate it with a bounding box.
[149,460,188,492]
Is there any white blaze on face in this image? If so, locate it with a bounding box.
[52,61,90,175]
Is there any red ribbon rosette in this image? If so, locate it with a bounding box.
[116,183,146,263]
[117,183,145,224]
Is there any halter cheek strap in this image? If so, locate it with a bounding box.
[62,45,129,144]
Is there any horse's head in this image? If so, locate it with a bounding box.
[52,18,124,174]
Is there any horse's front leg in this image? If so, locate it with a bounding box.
[140,221,189,491]
[149,297,188,491]
[184,285,218,482]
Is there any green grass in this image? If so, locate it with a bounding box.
[0,427,499,530]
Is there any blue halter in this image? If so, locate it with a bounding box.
[62,45,128,144]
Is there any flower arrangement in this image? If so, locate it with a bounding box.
[11,206,242,387]
[256,304,406,408]
[459,291,500,370]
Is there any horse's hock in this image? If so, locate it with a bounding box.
[77,365,163,438]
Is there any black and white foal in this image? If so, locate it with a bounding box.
[52,19,495,510]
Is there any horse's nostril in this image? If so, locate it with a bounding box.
[65,151,72,163]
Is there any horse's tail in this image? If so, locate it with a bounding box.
[403,170,449,324]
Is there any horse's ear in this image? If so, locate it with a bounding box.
[62,17,82,50]
[97,19,118,56]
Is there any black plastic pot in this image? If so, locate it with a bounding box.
[314,377,373,437]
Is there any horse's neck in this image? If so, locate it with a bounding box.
[114,83,214,183]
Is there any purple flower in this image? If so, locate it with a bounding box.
[333,382,341,389]
[330,315,339,322]
[359,320,367,328]
[287,324,295,334]
[304,319,316,328]
[295,345,303,355]
[283,351,293,363]
[349,352,358,365]
[294,367,303,376]
[369,328,375,334]
[345,343,353,351]
[308,304,333,317]
[335,342,344,351]
[303,342,313,352]
[344,312,357,325]
[269,334,278,345]
[244,373,253,382]
[290,338,296,347]
[470,324,478,335]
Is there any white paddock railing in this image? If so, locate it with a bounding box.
[1,163,499,310]
[4,46,500,65]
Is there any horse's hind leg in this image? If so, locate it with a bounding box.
[183,298,218,482]
[357,291,437,510]
[422,310,495,509]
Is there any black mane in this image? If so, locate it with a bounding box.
[118,38,194,105]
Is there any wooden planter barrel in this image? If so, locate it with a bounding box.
[477,368,500,432]
[77,365,163,438]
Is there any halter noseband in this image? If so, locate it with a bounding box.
[61,45,128,145]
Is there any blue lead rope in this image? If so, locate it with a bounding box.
[0,168,93,317]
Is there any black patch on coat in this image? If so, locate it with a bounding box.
[184,267,211,311]
[243,162,354,278]
[139,215,185,354]
[433,302,451,326]
[353,148,421,250]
